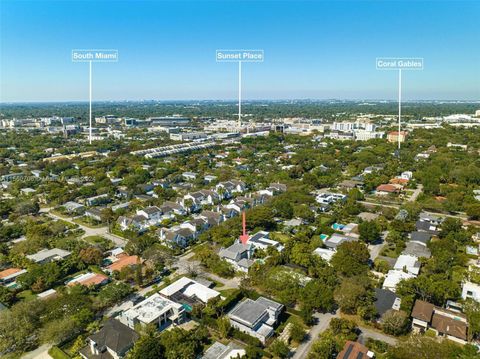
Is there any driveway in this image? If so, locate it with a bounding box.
[358,325,398,346]
[21,344,52,359]
[292,311,337,359]
[408,184,423,202]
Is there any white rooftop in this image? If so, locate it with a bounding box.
[160,277,220,304]
[123,293,183,324]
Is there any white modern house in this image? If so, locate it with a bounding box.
[120,293,185,331]
[462,281,480,302]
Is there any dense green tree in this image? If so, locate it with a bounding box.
[331,241,370,277]
[358,220,381,243]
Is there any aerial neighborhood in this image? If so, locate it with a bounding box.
[1,106,480,359]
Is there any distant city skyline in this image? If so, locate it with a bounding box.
[1,0,479,102]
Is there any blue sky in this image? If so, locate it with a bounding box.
[1,0,479,102]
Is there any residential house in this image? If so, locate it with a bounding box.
[248,231,284,252]
[337,341,374,359]
[393,254,421,276]
[202,341,246,359]
[198,189,221,205]
[26,248,71,264]
[67,272,109,287]
[324,234,357,250]
[161,201,187,216]
[373,288,401,321]
[411,299,468,344]
[415,221,440,235]
[228,297,284,344]
[117,215,148,233]
[313,247,335,262]
[159,227,196,248]
[269,183,287,193]
[403,241,431,259]
[120,293,185,330]
[0,267,27,286]
[182,172,198,181]
[85,194,110,207]
[106,254,141,274]
[219,242,254,272]
[79,318,139,359]
[160,277,221,307]
[462,281,480,302]
[204,175,218,184]
[382,270,415,292]
[136,206,163,226]
[63,201,86,215]
[216,180,246,199]
[200,211,225,227]
[375,184,403,196]
[85,207,103,222]
[419,212,443,226]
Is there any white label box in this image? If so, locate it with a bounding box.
[216,49,264,62]
[376,57,423,70]
[72,49,119,62]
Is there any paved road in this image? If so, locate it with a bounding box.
[359,200,468,220]
[358,325,398,346]
[368,231,388,261]
[44,211,126,247]
[292,311,337,359]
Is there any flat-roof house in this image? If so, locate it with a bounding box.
[313,247,335,262]
[411,299,468,344]
[160,277,221,307]
[382,270,415,292]
[26,248,71,264]
[462,281,480,302]
[393,254,421,276]
[228,297,284,344]
[202,341,246,359]
[79,318,139,359]
[324,234,357,250]
[248,231,284,252]
[120,293,185,330]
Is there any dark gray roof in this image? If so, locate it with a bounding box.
[403,241,432,259]
[410,231,432,245]
[374,288,398,317]
[88,319,139,355]
[229,298,268,327]
[415,221,439,234]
